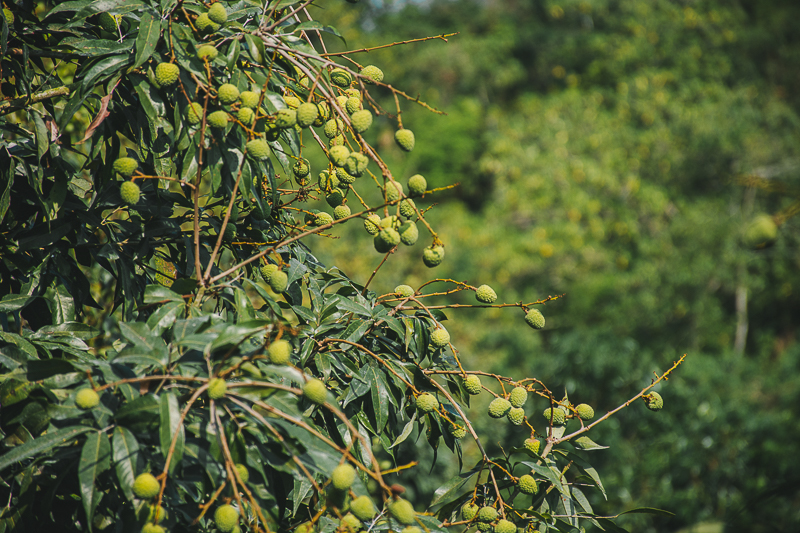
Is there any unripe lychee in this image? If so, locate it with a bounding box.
[360,65,384,84]
[399,199,416,218]
[407,174,427,197]
[341,514,361,533]
[462,502,479,521]
[525,308,545,329]
[464,375,482,395]
[350,496,376,521]
[315,101,330,124]
[350,109,373,133]
[542,407,565,425]
[344,88,361,99]
[509,387,528,408]
[268,339,291,365]
[76,388,100,409]
[283,95,301,109]
[523,438,540,454]
[518,475,538,495]
[214,504,239,532]
[329,145,350,167]
[744,214,778,248]
[336,167,356,184]
[644,391,663,411]
[261,263,278,282]
[237,107,255,126]
[345,152,369,177]
[269,270,289,293]
[324,118,345,138]
[399,221,419,246]
[388,498,415,525]
[416,392,438,413]
[477,506,498,522]
[576,403,594,420]
[381,215,399,229]
[239,91,259,109]
[475,285,498,304]
[303,379,328,404]
[331,463,356,490]
[422,245,445,267]
[314,211,334,227]
[448,423,467,439]
[336,95,349,109]
[208,3,228,24]
[296,102,319,128]
[186,102,204,124]
[401,527,421,533]
[142,523,164,533]
[293,159,310,178]
[430,327,450,347]
[494,519,516,533]
[113,157,138,178]
[374,227,400,253]
[246,139,269,160]
[120,181,141,205]
[208,378,227,399]
[147,504,168,524]
[385,181,403,202]
[477,523,492,532]
[507,407,525,425]
[395,129,415,152]
[488,397,512,418]
[133,473,160,499]
[326,188,345,207]
[364,214,381,235]
[330,68,353,87]
[329,134,345,147]
[218,83,240,104]
[395,285,414,298]
[195,13,220,33]
[318,170,339,191]
[345,97,362,115]
[275,109,297,128]
[207,110,230,128]
[155,62,180,87]
[334,205,351,220]
[235,463,249,484]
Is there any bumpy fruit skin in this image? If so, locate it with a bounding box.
[340,514,361,533]
[744,214,778,248]
[364,214,381,235]
[430,328,450,347]
[293,159,310,178]
[186,102,203,124]
[239,91,259,109]
[197,44,218,61]
[401,528,421,533]
[345,97,362,115]
[296,102,319,127]
[407,174,427,196]
[318,170,339,191]
[350,109,373,133]
[345,152,369,177]
[314,212,334,227]
[148,504,168,524]
[448,423,467,439]
[303,379,328,404]
[324,118,344,139]
[388,499,415,525]
[542,407,566,425]
[329,145,350,167]
[416,392,438,413]
[477,506,498,523]
[360,65,384,83]
[644,391,664,411]
[475,284,498,304]
[507,407,525,425]
[344,88,361,99]
[395,285,414,298]
[141,524,164,533]
[329,134,345,147]
[525,308,545,329]
[275,108,297,128]
[385,181,403,202]
[269,270,289,293]
[155,62,180,87]
[523,438,541,454]
[195,12,220,33]
[518,474,538,494]
[246,139,270,161]
[208,2,227,24]
[399,221,419,246]
[268,339,292,365]
[331,464,356,490]
[120,181,141,205]
[207,110,230,128]
[494,519,516,533]
[399,199,416,218]
[326,188,344,207]
[237,107,255,126]
[218,83,240,104]
[330,68,353,87]
[488,398,512,418]
[76,388,100,409]
[214,504,239,532]
[336,167,356,184]
[374,228,401,253]
[133,473,160,499]
[576,403,595,420]
[208,378,227,399]
[261,263,278,282]
[235,463,249,484]
[464,375,482,395]
[350,496,376,521]
[395,129,415,152]
[113,157,138,178]
[333,205,351,220]
[477,523,492,532]
[283,95,301,109]
[422,245,445,267]
[462,502,480,521]
[509,387,528,408]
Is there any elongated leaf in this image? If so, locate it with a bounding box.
[389,413,416,449]
[112,427,139,501]
[159,391,184,473]
[619,507,675,517]
[79,431,111,527]
[0,426,93,472]
[429,466,481,510]
[133,12,160,69]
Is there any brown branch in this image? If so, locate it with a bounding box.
[0,86,70,115]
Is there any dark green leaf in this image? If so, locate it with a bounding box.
[112,427,139,501]
[0,426,94,472]
[133,12,160,70]
[79,431,111,527]
[159,391,185,473]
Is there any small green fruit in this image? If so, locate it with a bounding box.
[318,170,339,190]
[293,159,310,178]
[237,107,255,126]
[644,391,664,411]
[542,407,566,425]
[76,388,100,409]
[364,214,381,235]
[518,474,538,494]
[340,514,362,533]
[314,211,334,227]
[374,227,401,253]
[186,102,203,124]
[329,145,350,167]
[214,504,239,532]
[507,407,525,425]
[195,12,220,33]
[399,221,419,246]
[523,438,540,454]
[331,463,356,490]
[402,527,421,533]
[462,502,479,521]
[576,403,595,420]
[329,134,345,147]
[147,504,168,524]
[448,423,467,439]
[334,204,351,220]
[326,188,345,207]
[477,506,498,523]
[360,65,384,84]
[475,284,497,304]
[395,129,415,152]
[268,339,292,365]
[284,95,301,109]
[296,102,319,127]
[133,473,160,499]
[416,392,438,413]
[399,199,416,218]
[407,174,427,197]
[240,91,260,109]
[430,327,450,347]
[218,83,240,104]
[120,181,141,205]
[345,88,361,99]
[525,308,545,329]
[336,167,356,184]
[141,523,164,533]
[197,44,218,61]
[422,245,445,267]
[330,68,353,87]
[744,214,778,248]
[303,379,328,404]
[208,378,227,399]
[388,498,415,525]
[246,139,270,160]
[275,108,297,128]
[464,375,482,395]
[235,463,249,484]
[494,519,516,533]
[395,285,414,298]
[350,109,373,133]
[385,181,403,202]
[261,263,278,282]
[207,110,230,128]
[208,3,228,24]
[345,152,369,177]
[269,270,289,293]
[509,387,528,408]
[154,63,180,87]
[345,97,362,114]
[488,397,512,418]
[324,118,345,138]
[350,496,376,521]
[113,157,138,178]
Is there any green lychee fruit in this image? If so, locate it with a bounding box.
[374,227,401,253]
[329,134,345,147]
[155,62,180,87]
[331,463,356,490]
[644,391,663,411]
[399,221,419,246]
[388,498,415,525]
[399,199,416,218]
[380,215,399,229]
[345,97,362,115]
[407,174,427,197]
[283,95,301,109]
[475,285,498,304]
[324,118,345,138]
[208,3,228,24]
[334,205,351,220]
[360,65,384,84]
[214,504,239,532]
[744,214,778,248]
[525,308,545,329]
[507,407,525,425]
[364,214,381,235]
[336,95,349,109]
[296,102,319,127]
[488,397,512,418]
[186,102,204,124]
[208,378,227,399]
[142,523,165,533]
[303,379,328,404]
[240,91,259,109]
[422,245,445,267]
[330,68,353,87]
[195,12,220,33]
[350,496,376,521]
[261,263,278,282]
[293,159,310,178]
[326,188,345,207]
[518,475,538,495]
[344,88,361,99]
[523,438,540,454]
[275,108,297,128]
[268,339,291,365]
[464,375,482,395]
[448,423,467,439]
[385,181,403,202]
[477,506,498,523]
[207,110,230,128]
[509,387,528,408]
[542,407,566,425]
[132,473,160,499]
[318,170,339,190]
[494,519,516,533]
[336,167,356,184]
[113,157,138,178]
[237,107,255,126]
[340,514,361,533]
[246,139,270,160]
[350,109,373,133]
[462,502,479,521]
[76,388,100,409]
[345,152,369,177]
[430,327,450,347]
[197,44,218,61]
[329,145,350,167]
[416,392,438,413]
[395,129,415,152]
[395,285,414,298]
[235,463,249,484]
[269,270,289,293]
[218,83,240,104]
[97,12,117,32]
[314,211,334,227]
[120,181,141,205]
[147,504,168,524]
[402,527,421,533]
[576,404,594,420]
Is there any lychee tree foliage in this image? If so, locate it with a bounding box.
[0,1,683,533]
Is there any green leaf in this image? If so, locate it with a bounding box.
[115,394,160,433]
[0,379,37,408]
[389,413,416,449]
[0,426,94,472]
[619,507,675,517]
[159,391,185,473]
[143,284,184,303]
[79,431,111,528]
[429,466,481,510]
[133,12,160,69]
[112,427,139,501]
[0,293,36,313]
